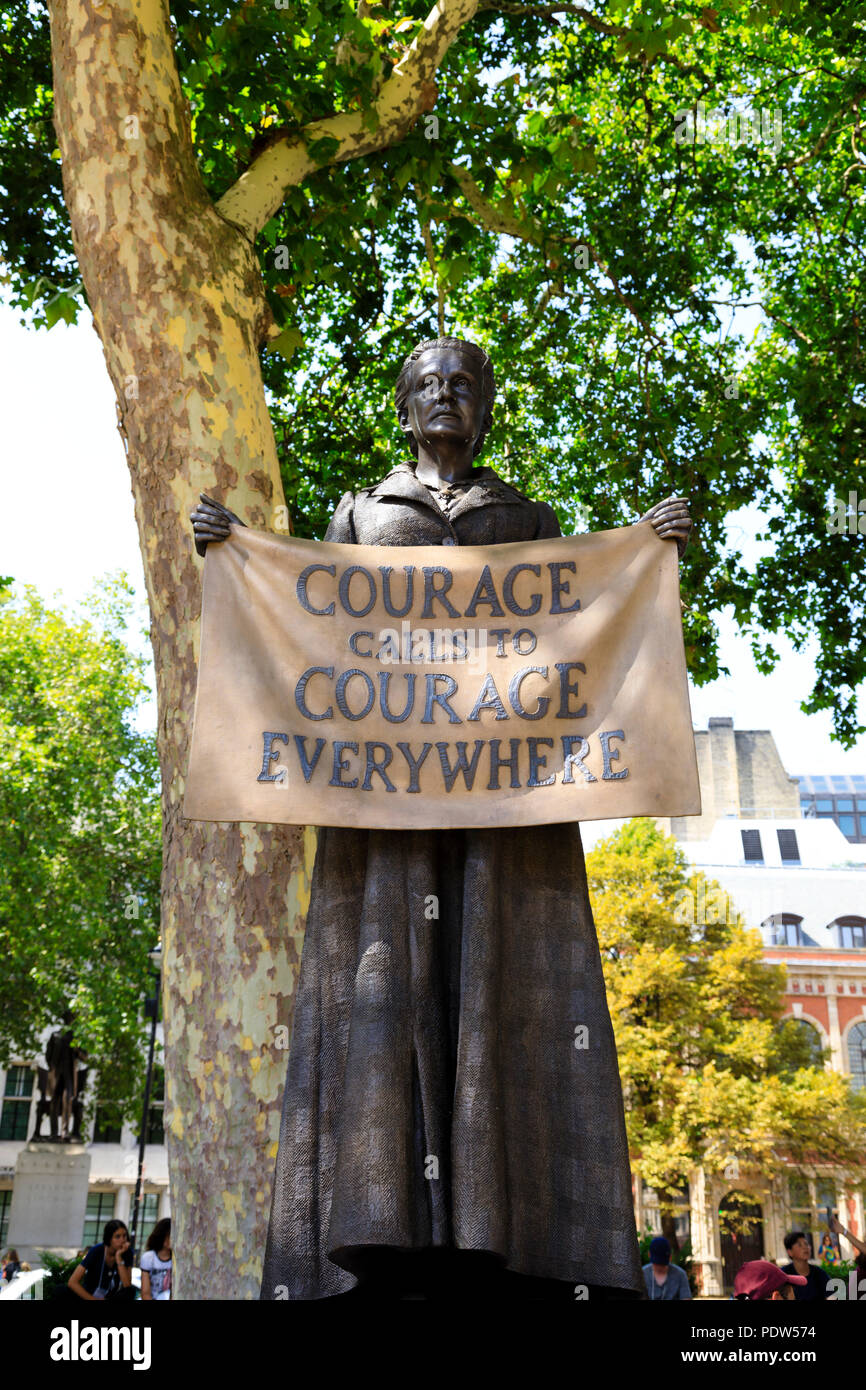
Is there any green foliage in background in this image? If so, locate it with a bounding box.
[587,820,866,1215]
[38,1249,82,1299]
[1,2,864,737]
[0,576,161,1114]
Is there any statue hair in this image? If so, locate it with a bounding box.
[394,336,495,459]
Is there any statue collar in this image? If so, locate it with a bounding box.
[365,464,526,520]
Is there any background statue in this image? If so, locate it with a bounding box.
[192,336,691,1301]
[31,1014,88,1143]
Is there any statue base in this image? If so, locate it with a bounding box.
[6,1142,92,1265]
[29,1133,85,1144]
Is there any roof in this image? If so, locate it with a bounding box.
[796,775,866,794]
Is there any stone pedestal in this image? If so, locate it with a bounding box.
[6,1142,91,1263]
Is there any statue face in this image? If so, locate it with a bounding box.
[402,347,487,453]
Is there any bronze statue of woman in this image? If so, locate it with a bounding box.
[191,337,691,1301]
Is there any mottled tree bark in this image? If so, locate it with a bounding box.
[45,0,479,1298]
[46,0,311,1298]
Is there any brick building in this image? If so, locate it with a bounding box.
[654,717,866,1295]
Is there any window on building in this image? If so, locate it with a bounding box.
[815,1179,837,1216]
[741,829,763,863]
[777,829,801,863]
[787,1174,823,1253]
[763,914,804,948]
[92,1102,123,1145]
[833,917,866,950]
[848,1021,866,1093]
[82,1191,116,1247]
[795,779,866,840]
[641,1181,691,1243]
[136,1192,160,1239]
[0,1189,12,1248]
[783,1017,825,1068]
[0,1066,34,1141]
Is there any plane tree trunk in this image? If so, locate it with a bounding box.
[47,0,311,1298]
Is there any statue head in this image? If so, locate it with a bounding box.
[394,336,495,461]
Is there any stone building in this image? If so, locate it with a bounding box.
[667,714,802,841]
[654,717,866,1296]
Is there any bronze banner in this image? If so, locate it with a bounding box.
[184,522,701,828]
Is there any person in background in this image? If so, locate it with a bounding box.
[642,1235,692,1300]
[818,1231,841,1266]
[140,1218,172,1301]
[830,1212,866,1260]
[67,1219,135,1301]
[829,1214,866,1298]
[734,1260,807,1301]
[779,1231,832,1301]
[3,1249,21,1282]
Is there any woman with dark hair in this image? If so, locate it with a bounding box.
[141,1217,172,1300]
[67,1218,135,1301]
[192,335,691,1301]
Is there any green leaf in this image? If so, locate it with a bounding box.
[268,327,304,359]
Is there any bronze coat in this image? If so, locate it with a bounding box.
[260,464,643,1298]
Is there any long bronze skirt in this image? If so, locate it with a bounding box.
[260,822,642,1299]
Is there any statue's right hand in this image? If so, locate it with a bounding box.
[190,494,245,557]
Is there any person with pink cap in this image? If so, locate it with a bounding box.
[734,1261,808,1301]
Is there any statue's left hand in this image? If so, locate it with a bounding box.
[640,495,692,558]
[190,494,245,558]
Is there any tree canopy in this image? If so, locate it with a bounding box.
[2,0,865,738]
[586,819,866,1222]
[0,576,161,1114]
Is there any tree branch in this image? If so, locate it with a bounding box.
[476,3,711,82]
[448,163,546,243]
[216,0,480,239]
[477,1,626,38]
[420,214,446,334]
[449,163,665,348]
[783,95,860,169]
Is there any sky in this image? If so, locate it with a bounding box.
[1,295,864,775]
